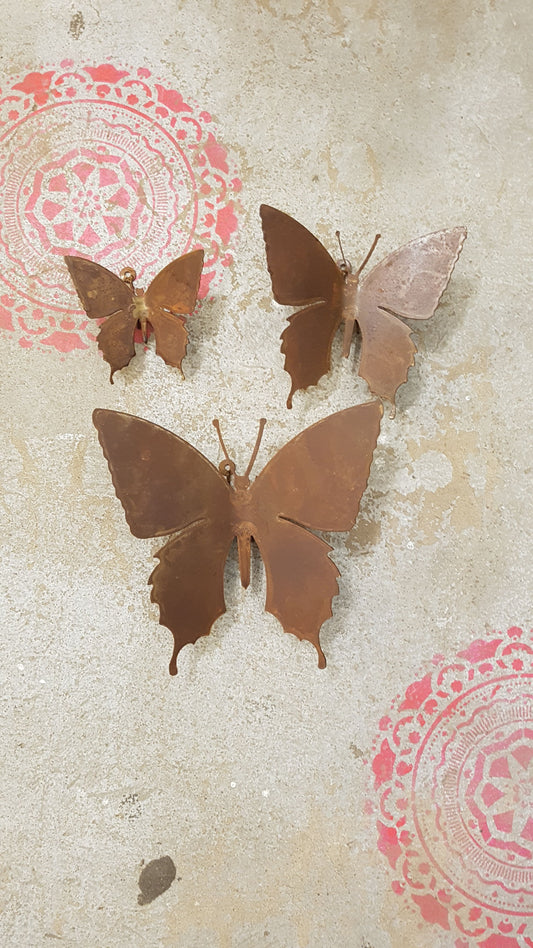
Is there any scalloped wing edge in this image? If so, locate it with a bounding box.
[264,534,339,670]
[148,530,229,676]
[358,321,419,408]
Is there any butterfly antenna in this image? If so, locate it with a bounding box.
[212,419,233,469]
[355,233,381,278]
[244,419,267,479]
[335,230,350,274]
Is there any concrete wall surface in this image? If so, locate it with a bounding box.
[0,1,531,945]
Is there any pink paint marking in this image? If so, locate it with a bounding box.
[41,330,88,352]
[13,71,55,104]
[84,64,129,84]
[370,626,533,945]
[413,893,450,930]
[155,84,193,113]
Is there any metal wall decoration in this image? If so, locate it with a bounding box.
[93,401,382,673]
[65,250,204,382]
[260,204,466,409]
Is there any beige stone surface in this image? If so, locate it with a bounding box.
[0,0,531,945]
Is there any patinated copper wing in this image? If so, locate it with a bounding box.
[260,204,466,408]
[65,250,204,381]
[356,228,467,403]
[93,401,382,673]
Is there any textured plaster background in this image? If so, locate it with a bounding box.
[0,1,531,946]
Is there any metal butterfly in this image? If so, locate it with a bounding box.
[65,250,204,382]
[260,205,466,409]
[93,401,382,673]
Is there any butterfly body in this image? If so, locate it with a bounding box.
[65,249,204,382]
[216,463,256,589]
[341,271,363,356]
[260,204,466,408]
[93,401,382,673]
[131,289,151,341]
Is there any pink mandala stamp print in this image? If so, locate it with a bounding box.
[370,626,533,947]
[0,62,242,353]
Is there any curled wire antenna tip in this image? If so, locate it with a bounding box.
[335,230,348,269]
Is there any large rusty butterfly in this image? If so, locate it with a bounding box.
[260,205,467,409]
[93,400,382,673]
[65,250,204,382]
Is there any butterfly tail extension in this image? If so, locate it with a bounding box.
[148,521,233,674]
[257,520,340,669]
[108,361,123,385]
[357,309,417,409]
[280,301,342,408]
[95,309,137,383]
[168,636,180,677]
[286,381,297,411]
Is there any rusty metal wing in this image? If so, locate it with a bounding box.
[65,255,137,381]
[260,204,341,304]
[250,401,383,667]
[143,249,204,377]
[64,255,134,318]
[357,227,467,405]
[144,249,204,314]
[260,204,344,407]
[92,409,233,673]
[280,301,342,408]
[145,250,204,375]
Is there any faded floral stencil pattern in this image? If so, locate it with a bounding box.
[0,62,241,353]
[371,626,533,947]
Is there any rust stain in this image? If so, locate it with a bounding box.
[394,403,499,544]
[344,507,384,554]
[319,145,340,190]
[69,437,87,491]
[284,806,356,947]
[412,1,474,62]
[160,804,375,945]
[360,143,382,204]
[324,0,349,35]
[363,0,381,22]
[443,347,494,383]
[136,180,155,213]
[68,11,85,38]
[12,436,38,486]
[350,742,364,760]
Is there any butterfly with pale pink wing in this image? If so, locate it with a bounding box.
[260,205,466,410]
